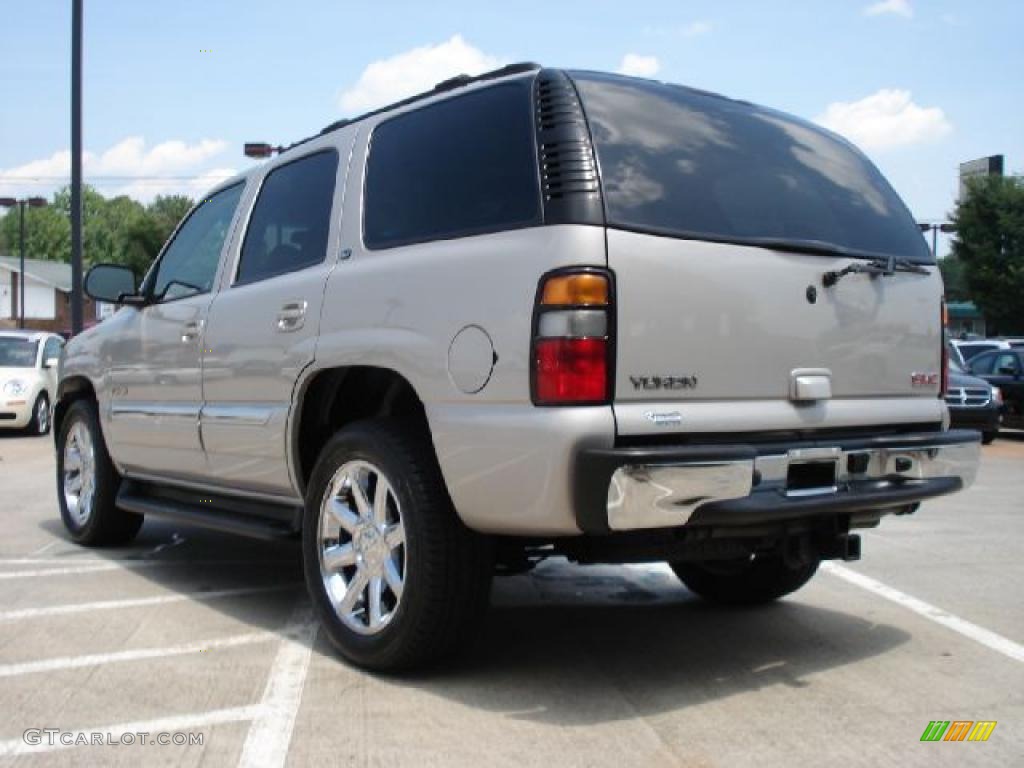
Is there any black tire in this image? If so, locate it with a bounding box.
[56,399,143,546]
[982,431,997,445]
[303,419,493,671]
[670,554,819,606]
[28,392,50,435]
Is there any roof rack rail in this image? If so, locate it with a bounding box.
[279,62,543,155]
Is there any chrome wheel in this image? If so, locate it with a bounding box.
[63,421,96,526]
[35,397,50,434]
[318,460,406,635]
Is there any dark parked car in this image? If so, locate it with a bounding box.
[967,349,1024,431]
[946,361,1002,444]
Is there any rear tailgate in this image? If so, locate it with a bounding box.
[608,230,944,436]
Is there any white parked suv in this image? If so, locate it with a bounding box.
[55,64,980,670]
[1,330,63,435]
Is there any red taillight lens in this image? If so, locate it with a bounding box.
[532,269,613,405]
[534,338,608,403]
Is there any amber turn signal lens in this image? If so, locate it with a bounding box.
[541,273,609,306]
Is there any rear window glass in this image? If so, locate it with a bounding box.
[363,82,541,249]
[572,72,932,263]
[237,150,339,285]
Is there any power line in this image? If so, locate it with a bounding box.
[0,174,234,181]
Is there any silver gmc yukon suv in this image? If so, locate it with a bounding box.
[55,64,980,670]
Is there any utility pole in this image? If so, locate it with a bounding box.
[70,0,84,335]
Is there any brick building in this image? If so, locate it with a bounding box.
[0,256,99,334]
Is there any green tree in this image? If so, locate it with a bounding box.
[148,195,194,244]
[950,175,1024,335]
[937,254,968,301]
[0,186,194,278]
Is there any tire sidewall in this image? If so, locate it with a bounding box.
[56,400,118,542]
[30,393,50,435]
[302,424,433,667]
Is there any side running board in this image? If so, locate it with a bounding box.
[116,480,301,541]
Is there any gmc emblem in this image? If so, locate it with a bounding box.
[911,372,940,387]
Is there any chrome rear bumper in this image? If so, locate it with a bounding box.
[574,430,981,533]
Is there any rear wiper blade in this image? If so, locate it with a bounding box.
[823,255,930,288]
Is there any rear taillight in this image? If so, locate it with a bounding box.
[941,298,949,397]
[531,269,613,405]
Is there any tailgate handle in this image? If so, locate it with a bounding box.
[790,369,832,402]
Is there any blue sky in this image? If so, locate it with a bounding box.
[1,0,1020,256]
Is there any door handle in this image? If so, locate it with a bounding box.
[276,300,308,332]
[181,320,202,343]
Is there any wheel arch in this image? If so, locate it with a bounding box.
[53,376,98,445]
[290,365,434,497]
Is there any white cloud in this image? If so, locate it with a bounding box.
[815,89,952,151]
[863,0,913,18]
[339,35,504,114]
[0,137,233,203]
[617,54,660,78]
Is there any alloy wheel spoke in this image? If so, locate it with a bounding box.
[329,498,360,533]
[372,477,391,527]
[368,577,384,628]
[384,523,405,550]
[384,558,404,600]
[349,474,372,519]
[322,543,356,572]
[66,473,83,493]
[340,567,370,616]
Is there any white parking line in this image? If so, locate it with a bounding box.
[0,585,297,623]
[27,541,57,556]
[822,562,1024,663]
[0,631,275,679]
[238,603,318,768]
[0,562,161,580]
[0,704,263,757]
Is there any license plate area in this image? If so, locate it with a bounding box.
[786,459,838,497]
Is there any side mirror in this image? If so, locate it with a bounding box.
[84,264,143,306]
[997,365,1017,376]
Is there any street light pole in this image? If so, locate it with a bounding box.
[0,197,49,329]
[70,0,84,335]
[918,222,958,258]
[18,202,25,329]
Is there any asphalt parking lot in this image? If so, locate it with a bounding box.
[0,430,1021,767]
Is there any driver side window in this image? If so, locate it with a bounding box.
[969,352,997,375]
[151,183,245,302]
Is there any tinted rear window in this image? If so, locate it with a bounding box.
[237,150,339,285]
[364,82,541,249]
[573,72,932,263]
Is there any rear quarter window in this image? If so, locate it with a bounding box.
[571,72,932,263]
[363,82,541,249]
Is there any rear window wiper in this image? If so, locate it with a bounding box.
[823,255,930,288]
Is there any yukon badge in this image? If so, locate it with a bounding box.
[911,372,940,388]
[630,375,698,391]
